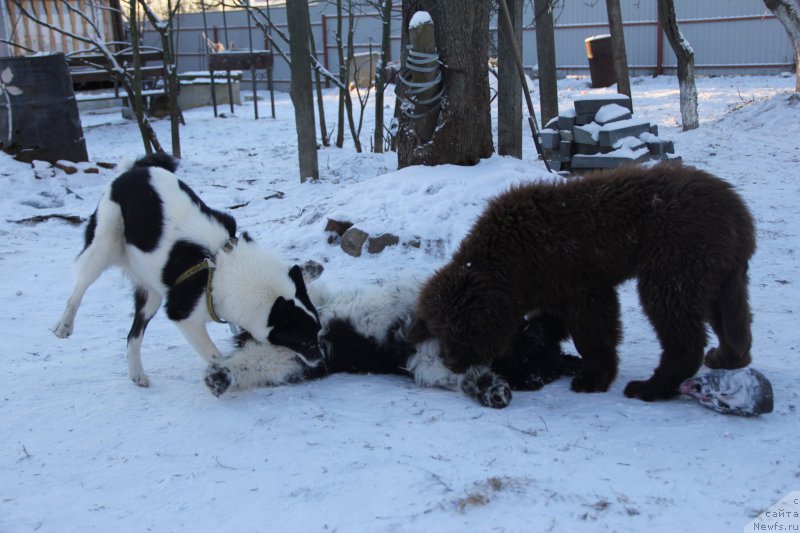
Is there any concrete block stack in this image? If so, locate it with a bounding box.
[538,94,678,173]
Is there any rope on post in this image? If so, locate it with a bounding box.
[397,46,444,119]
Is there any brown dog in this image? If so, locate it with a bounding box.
[408,162,756,401]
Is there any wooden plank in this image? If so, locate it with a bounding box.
[71,65,165,83]
[20,4,42,50]
[75,88,165,102]
[67,0,80,54]
[56,0,69,54]
[40,0,57,52]
[67,50,164,67]
[209,51,273,71]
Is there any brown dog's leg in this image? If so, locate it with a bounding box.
[626,273,707,401]
[568,287,621,393]
[705,264,752,370]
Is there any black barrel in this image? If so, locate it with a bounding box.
[585,34,617,89]
[0,53,88,164]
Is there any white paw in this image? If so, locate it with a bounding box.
[52,321,73,338]
[131,372,151,387]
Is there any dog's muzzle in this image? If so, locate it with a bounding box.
[294,340,324,368]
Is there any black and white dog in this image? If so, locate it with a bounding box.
[204,274,580,408]
[52,154,323,387]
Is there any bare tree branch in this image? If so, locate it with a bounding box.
[0,38,37,54]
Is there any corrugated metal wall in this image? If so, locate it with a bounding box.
[524,0,793,75]
[1,0,118,57]
[142,2,395,92]
[143,0,794,92]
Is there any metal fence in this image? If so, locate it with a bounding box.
[143,0,794,93]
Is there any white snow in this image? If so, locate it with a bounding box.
[585,33,611,42]
[612,136,645,151]
[576,121,602,143]
[594,103,631,124]
[409,11,432,30]
[1,74,799,532]
[639,131,660,143]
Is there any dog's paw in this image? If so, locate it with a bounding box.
[623,379,680,401]
[301,260,324,283]
[205,364,232,397]
[570,369,614,393]
[479,382,512,409]
[51,321,73,338]
[461,366,512,409]
[130,372,150,388]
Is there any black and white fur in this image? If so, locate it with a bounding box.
[52,154,323,387]
[204,274,580,408]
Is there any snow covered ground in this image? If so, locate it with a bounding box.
[1,73,798,532]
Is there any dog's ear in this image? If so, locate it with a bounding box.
[406,317,432,343]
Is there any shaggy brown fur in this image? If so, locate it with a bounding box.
[408,162,756,401]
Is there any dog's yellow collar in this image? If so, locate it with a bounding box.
[173,236,239,324]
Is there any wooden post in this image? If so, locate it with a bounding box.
[656,15,663,75]
[605,0,632,102]
[407,12,438,144]
[498,0,522,158]
[397,1,493,168]
[533,0,558,128]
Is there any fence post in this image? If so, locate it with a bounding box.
[656,14,663,75]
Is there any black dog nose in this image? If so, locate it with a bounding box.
[304,340,324,361]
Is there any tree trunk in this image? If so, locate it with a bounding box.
[307,5,330,146]
[344,0,362,152]
[159,21,181,157]
[166,0,180,158]
[397,0,493,168]
[764,0,800,92]
[605,0,632,102]
[287,0,319,181]
[373,0,393,153]
[129,2,153,155]
[532,0,558,128]
[138,0,182,156]
[335,0,346,147]
[498,0,522,158]
[121,81,164,154]
[657,0,698,131]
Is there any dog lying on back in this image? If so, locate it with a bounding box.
[408,162,756,401]
[204,275,580,407]
[52,154,323,387]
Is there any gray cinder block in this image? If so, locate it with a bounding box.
[539,129,561,150]
[598,118,651,147]
[574,93,632,115]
